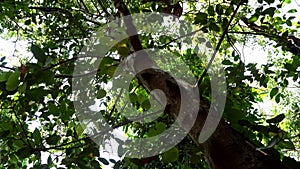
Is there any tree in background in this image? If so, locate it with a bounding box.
[0,0,299,168]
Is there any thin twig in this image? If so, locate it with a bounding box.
[54,63,118,78]
[43,57,78,71]
[97,0,110,16]
[196,0,243,87]
[12,108,33,151]
[108,88,124,118]
[78,0,90,13]
[0,65,15,71]
[228,31,279,38]
[159,29,202,49]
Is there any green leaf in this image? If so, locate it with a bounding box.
[0,130,10,138]
[48,102,59,116]
[162,147,179,163]
[275,93,281,103]
[26,87,48,101]
[278,140,295,149]
[282,30,289,37]
[33,128,42,145]
[264,0,275,4]
[98,157,109,165]
[263,7,276,17]
[16,147,31,159]
[286,20,292,26]
[216,4,223,15]
[46,134,60,145]
[155,122,167,134]
[6,70,20,91]
[270,87,279,99]
[248,15,258,23]
[24,19,31,25]
[284,0,291,4]
[106,65,117,77]
[91,160,101,169]
[31,44,46,64]
[287,9,297,13]
[194,12,208,24]
[96,89,106,99]
[141,100,151,110]
[18,83,27,93]
[225,5,234,15]
[47,156,53,165]
[208,6,214,16]
[266,114,285,124]
[222,59,232,65]
[0,71,12,82]
[129,92,138,103]
[209,22,220,32]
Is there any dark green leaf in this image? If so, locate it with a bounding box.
[278,140,295,149]
[266,114,285,124]
[16,147,31,159]
[264,0,275,4]
[287,9,297,13]
[194,12,208,24]
[263,7,276,17]
[209,22,220,32]
[208,6,214,16]
[222,59,232,65]
[96,89,106,99]
[216,4,223,15]
[31,44,46,64]
[46,135,60,145]
[162,147,179,163]
[48,102,59,116]
[129,92,138,103]
[98,157,109,165]
[275,93,281,103]
[33,128,42,145]
[141,100,151,110]
[270,87,279,99]
[91,160,101,169]
[25,19,31,25]
[225,5,234,15]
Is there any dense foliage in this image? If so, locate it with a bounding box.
[0,0,299,168]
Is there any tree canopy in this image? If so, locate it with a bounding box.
[0,0,299,168]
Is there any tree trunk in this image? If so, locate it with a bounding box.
[113,1,291,168]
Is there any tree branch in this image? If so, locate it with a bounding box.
[241,17,300,58]
[196,0,243,87]
[0,65,15,71]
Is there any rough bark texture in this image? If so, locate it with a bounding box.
[113,1,291,168]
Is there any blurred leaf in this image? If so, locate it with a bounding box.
[5,70,20,91]
[31,44,46,64]
[270,87,279,99]
[162,147,179,163]
[266,114,285,124]
[46,134,60,145]
[33,128,42,145]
